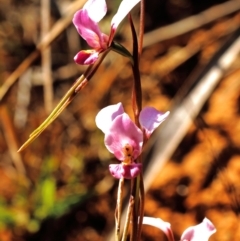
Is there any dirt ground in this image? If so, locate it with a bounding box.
[0,0,240,241]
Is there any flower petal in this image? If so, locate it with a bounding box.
[104,113,143,161]
[109,163,142,179]
[139,107,170,138]
[181,218,216,241]
[73,9,105,49]
[74,50,99,65]
[83,0,107,23]
[111,0,141,30]
[95,103,124,134]
[142,217,175,241]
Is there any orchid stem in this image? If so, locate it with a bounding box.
[18,50,110,152]
[128,12,143,241]
[137,172,145,241]
[115,178,124,241]
[121,196,134,241]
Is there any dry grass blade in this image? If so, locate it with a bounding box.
[143,0,240,46]
[0,0,85,102]
[143,28,240,191]
[41,0,53,113]
[0,105,25,174]
[150,14,240,77]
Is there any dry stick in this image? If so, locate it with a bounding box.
[143,28,240,191]
[0,105,26,174]
[138,0,145,57]
[150,15,240,78]
[143,0,240,47]
[14,69,32,128]
[0,0,85,102]
[41,0,53,113]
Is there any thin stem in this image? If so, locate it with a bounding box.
[115,178,124,241]
[136,172,145,241]
[18,50,110,151]
[41,0,53,113]
[138,0,145,57]
[128,13,143,241]
[130,174,140,241]
[121,196,134,241]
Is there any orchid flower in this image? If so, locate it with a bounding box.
[73,0,141,65]
[142,217,216,241]
[95,103,169,179]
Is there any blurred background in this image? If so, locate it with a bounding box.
[0,0,240,240]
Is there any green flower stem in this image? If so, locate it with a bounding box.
[18,50,110,152]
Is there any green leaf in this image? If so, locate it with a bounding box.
[110,41,133,64]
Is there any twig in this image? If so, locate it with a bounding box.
[14,69,32,128]
[0,105,26,174]
[150,14,240,77]
[138,0,145,57]
[41,0,53,113]
[143,0,240,46]
[0,0,85,102]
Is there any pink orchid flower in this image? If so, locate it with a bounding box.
[142,217,216,241]
[95,103,169,179]
[73,0,141,65]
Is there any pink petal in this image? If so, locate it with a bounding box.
[83,0,107,23]
[181,218,216,241]
[73,9,107,49]
[139,107,170,138]
[104,113,143,161]
[95,103,124,134]
[109,163,142,179]
[142,217,175,241]
[111,0,141,30]
[74,50,99,65]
